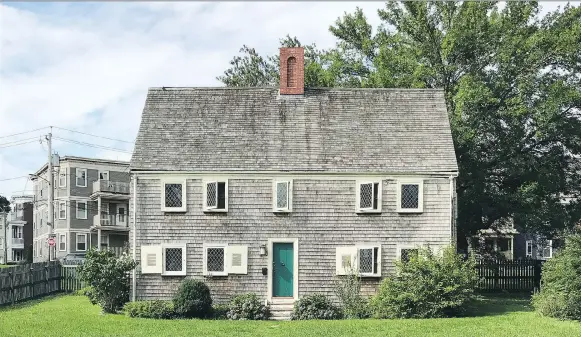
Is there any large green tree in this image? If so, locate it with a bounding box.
[0,195,10,213]
[218,1,581,248]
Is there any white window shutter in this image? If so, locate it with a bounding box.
[335,247,357,275]
[206,181,217,209]
[141,245,162,274]
[226,245,248,274]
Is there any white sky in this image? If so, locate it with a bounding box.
[0,1,572,198]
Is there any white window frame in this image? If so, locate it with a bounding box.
[75,168,87,187]
[525,240,533,258]
[357,245,382,277]
[397,244,420,262]
[396,179,424,213]
[356,180,382,213]
[141,245,163,274]
[538,240,553,259]
[162,243,187,276]
[336,245,382,277]
[273,180,293,212]
[58,202,67,220]
[99,171,109,181]
[76,233,87,252]
[76,201,88,220]
[59,234,66,252]
[203,179,229,212]
[203,243,228,276]
[58,169,67,188]
[161,178,187,212]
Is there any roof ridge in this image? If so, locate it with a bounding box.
[148,87,443,91]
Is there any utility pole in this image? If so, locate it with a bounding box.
[46,130,54,262]
[2,212,7,264]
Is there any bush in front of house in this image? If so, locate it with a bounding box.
[211,304,230,320]
[77,249,138,313]
[226,293,270,320]
[532,233,581,320]
[172,279,213,318]
[124,300,175,319]
[291,294,343,320]
[334,266,372,319]
[370,245,478,319]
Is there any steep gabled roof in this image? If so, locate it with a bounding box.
[131,87,458,174]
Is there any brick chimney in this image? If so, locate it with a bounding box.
[279,47,304,95]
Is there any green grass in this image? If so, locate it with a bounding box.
[0,265,14,269]
[0,295,579,337]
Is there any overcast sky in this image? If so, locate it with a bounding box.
[0,1,572,198]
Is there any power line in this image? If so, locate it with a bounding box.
[0,139,40,149]
[0,176,29,182]
[0,137,39,147]
[0,127,49,139]
[52,126,134,144]
[53,137,133,154]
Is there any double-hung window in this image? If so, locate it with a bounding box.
[356,181,382,213]
[397,179,424,213]
[336,245,381,277]
[161,179,187,212]
[538,240,553,259]
[204,180,228,212]
[76,168,87,187]
[76,201,87,219]
[76,234,87,251]
[59,202,67,219]
[273,180,292,212]
[58,169,67,188]
[525,240,533,258]
[59,234,66,252]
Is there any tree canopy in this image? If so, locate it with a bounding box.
[217,1,581,247]
[0,195,10,214]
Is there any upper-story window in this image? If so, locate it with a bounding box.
[273,180,292,212]
[76,168,87,187]
[58,170,67,188]
[76,201,87,220]
[397,179,424,213]
[161,179,187,212]
[99,171,109,180]
[204,180,228,212]
[356,181,382,213]
[59,202,67,220]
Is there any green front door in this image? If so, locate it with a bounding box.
[273,243,294,297]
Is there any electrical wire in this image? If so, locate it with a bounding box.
[0,139,40,149]
[0,127,49,139]
[0,176,29,182]
[52,126,134,144]
[53,137,133,154]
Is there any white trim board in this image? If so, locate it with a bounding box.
[267,238,299,302]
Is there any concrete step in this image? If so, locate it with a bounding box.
[269,300,294,321]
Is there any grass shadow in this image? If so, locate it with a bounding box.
[461,294,533,317]
[0,293,70,312]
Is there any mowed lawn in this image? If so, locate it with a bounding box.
[1,295,580,337]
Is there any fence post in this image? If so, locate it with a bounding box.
[534,260,543,292]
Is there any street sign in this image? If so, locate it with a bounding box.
[48,238,55,247]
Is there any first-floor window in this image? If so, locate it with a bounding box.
[538,240,553,259]
[59,234,66,251]
[204,245,226,276]
[163,244,187,276]
[526,240,533,258]
[336,245,382,277]
[358,247,380,276]
[76,234,87,251]
[203,244,248,276]
[400,248,419,263]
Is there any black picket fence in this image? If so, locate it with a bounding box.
[476,259,544,293]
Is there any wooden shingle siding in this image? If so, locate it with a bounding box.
[133,176,453,303]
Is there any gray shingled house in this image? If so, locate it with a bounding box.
[129,47,459,319]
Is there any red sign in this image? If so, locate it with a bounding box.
[48,238,55,247]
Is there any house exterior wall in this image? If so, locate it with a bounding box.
[133,174,455,303]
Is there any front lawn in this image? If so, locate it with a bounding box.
[0,295,579,337]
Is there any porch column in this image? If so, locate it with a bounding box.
[97,228,102,251]
[97,196,101,225]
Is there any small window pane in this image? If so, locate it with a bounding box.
[207,183,217,207]
[401,249,418,263]
[401,184,419,209]
[359,248,373,273]
[207,248,224,272]
[165,248,183,272]
[360,183,373,209]
[277,182,288,209]
[217,182,226,209]
[165,184,183,208]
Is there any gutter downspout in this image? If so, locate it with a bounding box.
[132,174,137,302]
[449,175,455,246]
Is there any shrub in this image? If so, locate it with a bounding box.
[226,293,269,320]
[172,279,213,318]
[74,286,94,298]
[334,266,371,319]
[77,249,138,313]
[370,245,478,319]
[532,233,581,320]
[124,300,175,319]
[291,294,343,320]
[211,304,230,320]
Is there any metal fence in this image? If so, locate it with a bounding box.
[476,259,544,293]
[0,262,83,306]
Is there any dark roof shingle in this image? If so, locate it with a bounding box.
[131,87,458,174]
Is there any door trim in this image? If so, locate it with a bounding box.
[267,238,299,301]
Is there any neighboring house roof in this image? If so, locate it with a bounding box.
[131,87,458,174]
[33,156,129,176]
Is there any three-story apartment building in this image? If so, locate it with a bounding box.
[32,156,130,262]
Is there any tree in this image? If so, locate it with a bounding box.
[217,1,581,249]
[0,195,10,213]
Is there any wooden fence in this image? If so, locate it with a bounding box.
[476,259,543,293]
[0,262,83,306]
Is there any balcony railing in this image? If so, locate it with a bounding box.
[93,214,128,227]
[93,180,130,194]
[12,238,24,246]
